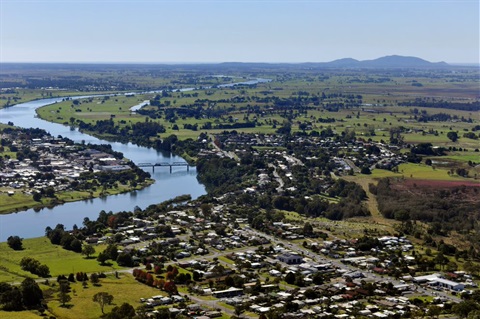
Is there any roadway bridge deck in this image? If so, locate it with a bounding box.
[137,162,190,173]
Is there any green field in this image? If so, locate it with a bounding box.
[395,162,478,181]
[369,162,480,182]
[35,77,479,153]
[0,310,42,319]
[0,179,153,215]
[0,237,123,283]
[45,274,161,319]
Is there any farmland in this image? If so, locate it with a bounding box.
[1,63,480,319]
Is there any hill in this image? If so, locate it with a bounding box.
[219,55,449,69]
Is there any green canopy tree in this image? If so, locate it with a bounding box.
[82,244,96,258]
[21,278,43,309]
[93,292,114,314]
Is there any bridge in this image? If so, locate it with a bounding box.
[137,162,190,173]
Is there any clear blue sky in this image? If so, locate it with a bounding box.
[1,0,478,63]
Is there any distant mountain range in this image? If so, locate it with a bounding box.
[1,55,453,69]
[321,55,449,68]
[220,55,450,68]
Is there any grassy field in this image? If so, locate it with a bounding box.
[46,273,161,319]
[0,191,42,214]
[0,89,88,109]
[0,179,153,215]
[394,162,477,181]
[0,310,43,318]
[0,237,122,283]
[35,77,479,154]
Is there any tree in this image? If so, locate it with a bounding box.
[36,264,51,278]
[106,302,135,319]
[428,305,441,319]
[447,131,458,142]
[70,238,82,253]
[276,121,292,135]
[361,166,371,175]
[468,311,480,319]
[90,273,100,286]
[33,192,42,201]
[453,300,480,318]
[164,281,177,295]
[0,286,24,311]
[58,281,71,307]
[116,252,134,267]
[7,235,23,250]
[21,278,43,309]
[93,292,114,314]
[45,186,55,198]
[285,272,296,285]
[192,270,202,281]
[82,244,96,259]
[97,252,108,265]
[389,127,404,145]
[303,222,313,235]
[434,252,448,270]
[234,305,245,318]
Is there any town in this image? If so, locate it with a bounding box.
[1,61,479,319]
[0,127,152,213]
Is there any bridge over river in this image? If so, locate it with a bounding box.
[137,161,190,173]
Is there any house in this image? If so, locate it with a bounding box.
[269,269,282,277]
[212,287,244,298]
[277,253,303,264]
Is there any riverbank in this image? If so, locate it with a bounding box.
[0,179,154,215]
[0,89,123,110]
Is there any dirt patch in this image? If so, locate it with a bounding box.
[396,179,480,189]
[392,179,480,202]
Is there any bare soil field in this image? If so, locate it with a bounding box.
[397,179,480,188]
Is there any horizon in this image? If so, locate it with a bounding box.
[1,56,478,66]
[1,1,478,64]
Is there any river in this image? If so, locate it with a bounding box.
[0,97,204,241]
[0,78,270,241]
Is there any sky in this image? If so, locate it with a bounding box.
[0,0,479,64]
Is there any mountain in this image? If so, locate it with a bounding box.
[220,55,449,69]
[359,55,449,68]
[321,58,360,68]
[317,55,449,68]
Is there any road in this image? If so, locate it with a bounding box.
[209,134,239,161]
[13,226,460,315]
[268,163,284,193]
[241,227,461,303]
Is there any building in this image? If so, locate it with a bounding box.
[428,278,465,292]
[212,287,244,298]
[277,253,303,264]
[413,273,442,284]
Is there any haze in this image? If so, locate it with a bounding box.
[0,0,478,64]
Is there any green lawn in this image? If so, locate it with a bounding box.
[0,179,153,215]
[442,154,480,162]
[395,163,474,181]
[369,162,478,182]
[46,273,162,319]
[0,310,43,318]
[218,256,235,265]
[0,192,41,214]
[0,237,123,283]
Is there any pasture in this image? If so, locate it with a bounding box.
[0,237,121,283]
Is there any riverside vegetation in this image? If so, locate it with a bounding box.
[0,61,479,319]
